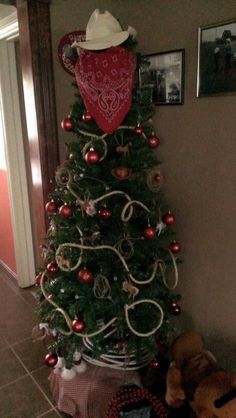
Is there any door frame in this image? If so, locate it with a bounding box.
[0,0,59,284]
[0,10,35,287]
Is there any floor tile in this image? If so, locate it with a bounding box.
[20,287,37,308]
[1,308,37,345]
[32,366,54,403]
[0,375,52,418]
[0,347,26,387]
[13,337,46,372]
[0,332,8,350]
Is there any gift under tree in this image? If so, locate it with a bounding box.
[36,9,182,380]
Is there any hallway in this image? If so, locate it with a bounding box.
[0,271,69,418]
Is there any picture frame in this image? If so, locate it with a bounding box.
[140,49,185,105]
[197,19,236,97]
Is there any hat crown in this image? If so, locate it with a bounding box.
[86,9,123,41]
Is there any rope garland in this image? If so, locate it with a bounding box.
[40,270,118,338]
[56,241,159,285]
[159,249,179,290]
[124,299,164,337]
[121,199,150,222]
[77,125,148,141]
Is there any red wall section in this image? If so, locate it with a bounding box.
[0,169,16,273]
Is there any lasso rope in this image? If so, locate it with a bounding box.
[124,299,164,337]
[77,125,147,141]
[56,241,159,285]
[40,270,117,338]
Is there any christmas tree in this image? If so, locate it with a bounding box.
[36,9,181,377]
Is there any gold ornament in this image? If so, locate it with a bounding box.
[111,166,132,179]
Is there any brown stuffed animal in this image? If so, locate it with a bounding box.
[165,331,236,418]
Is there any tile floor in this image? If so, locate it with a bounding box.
[0,270,70,418]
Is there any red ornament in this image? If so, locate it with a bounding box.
[82,111,92,122]
[154,173,161,182]
[169,241,181,254]
[143,226,156,240]
[45,200,58,215]
[72,319,86,333]
[134,125,143,136]
[78,268,93,283]
[151,357,160,369]
[149,134,160,148]
[61,117,73,131]
[47,262,58,274]
[84,150,100,164]
[45,353,58,367]
[163,213,175,226]
[35,272,43,286]
[59,204,73,218]
[98,207,112,219]
[171,301,181,316]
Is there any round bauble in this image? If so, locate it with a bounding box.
[61,117,73,131]
[78,268,93,283]
[134,125,143,136]
[98,207,112,220]
[143,226,156,240]
[59,204,73,218]
[45,200,58,215]
[153,173,161,182]
[46,262,58,274]
[163,213,175,226]
[169,241,181,254]
[45,352,58,367]
[82,111,92,122]
[72,319,86,333]
[84,150,100,164]
[149,134,160,148]
[151,357,160,369]
[170,301,181,316]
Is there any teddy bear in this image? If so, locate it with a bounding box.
[165,331,236,418]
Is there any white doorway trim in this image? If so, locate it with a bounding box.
[0,11,35,287]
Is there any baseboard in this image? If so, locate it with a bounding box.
[0,259,17,281]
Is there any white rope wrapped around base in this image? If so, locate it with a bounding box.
[82,336,153,370]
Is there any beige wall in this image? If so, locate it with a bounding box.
[50,0,236,370]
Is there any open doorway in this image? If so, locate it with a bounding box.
[0,5,35,287]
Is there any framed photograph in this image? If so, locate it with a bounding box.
[140,49,185,105]
[197,19,236,96]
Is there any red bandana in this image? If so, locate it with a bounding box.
[75,47,136,134]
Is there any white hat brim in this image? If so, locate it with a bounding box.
[77,31,129,50]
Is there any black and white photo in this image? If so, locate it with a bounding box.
[197,19,236,96]
[140,49,185,105]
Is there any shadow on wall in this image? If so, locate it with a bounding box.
[170,312,236,373]
[205,334,236,373]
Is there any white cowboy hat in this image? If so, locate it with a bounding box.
[74,9,136,50]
